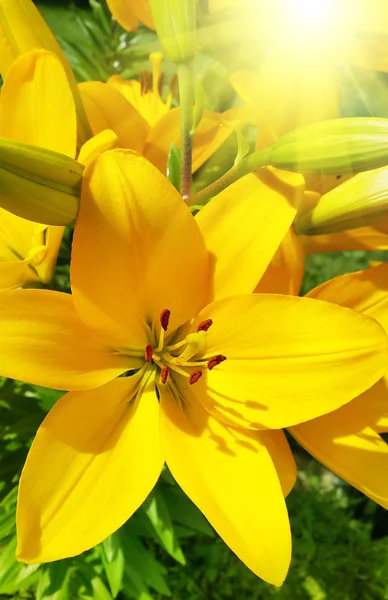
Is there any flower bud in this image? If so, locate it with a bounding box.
[0,138,83,225]
[269,118,388,175]
[149,0,197,64]
[295,166,388,235]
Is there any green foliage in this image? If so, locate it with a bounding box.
[38,0,159,82]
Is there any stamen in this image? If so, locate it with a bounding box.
[161,365,169,384]
[207,355,227,370]
[149,52,163,95]
[160,309,171,331]
[145,344,153,362]
[189,370,203,385]
[197,319,213,333]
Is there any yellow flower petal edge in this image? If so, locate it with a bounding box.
[17,375,163,563]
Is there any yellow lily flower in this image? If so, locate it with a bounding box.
[0,48,77,289]
[106,0,154,31]
[291,263,388,508]
[218,0,388,148]
[79,53,239,174]
[2,151,387,584]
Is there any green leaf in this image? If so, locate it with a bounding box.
[161,484,214,537]
[99,535,125,598]
[36,561,72,600]
[0,537,40,595]
[118,528,171,596]
[143,489,186,564]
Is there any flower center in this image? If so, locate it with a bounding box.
[144,309,226,385]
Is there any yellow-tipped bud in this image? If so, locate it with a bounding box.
[149,0,197,64]
[0,138,83,225]
[295,166,388,235]
[270,118,388,175]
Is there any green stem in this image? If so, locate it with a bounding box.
[178,62,194,200]
[188,148,272,206]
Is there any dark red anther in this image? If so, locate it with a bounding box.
[145,344,153,362]
[189,370,203,385]
[161,365,169,384]
[197,319,213,333]
[160,309,171,331]
[207,355,226,371]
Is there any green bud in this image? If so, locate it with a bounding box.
[270,118,388,175]
[0,137,83,225]
[295,166,388,235]
[149,0,197,64]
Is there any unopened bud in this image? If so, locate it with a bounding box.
[295,165,388,235]
[149,0,197,64]
[0,138,82,225]
[270,118,388,175]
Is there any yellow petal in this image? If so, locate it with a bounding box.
[159,382,291,586]
[17,375,163,563]
[191,110,238,173]
[108,76,168,128]
[106,0,154,31]
[0,259,37,289]
[72,150,209,349]
[307,262,388,330]
[0,289,134,390]
[254,228,305,295]
[143,108,236,174]
[196,168,299,303]
[79,81,149,153]
[290,401,388,509]
[78,130,118,168]
[302,221,388,254]
[189,294,388,429]
[33,225,64,285]
[0,0,70,77]
[260,430,297,498]
[0,50,76,157]
[0,0,91,145]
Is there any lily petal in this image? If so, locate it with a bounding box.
[143,108,236,174]
[0,289,134,390]
[255,228,304,296]
[190,294,388,429]
[79,81,149,153]
[260,430,297,498]
[290,401,388,509]
[0,50,76,157]
[302,220,388,254]
[72,150,209,348]
[307,262,388,330]
[17,375,163,563]
[78,130,118,167]
[159,382,291,586]
[106,0,154,31]
[196,168,299,302]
